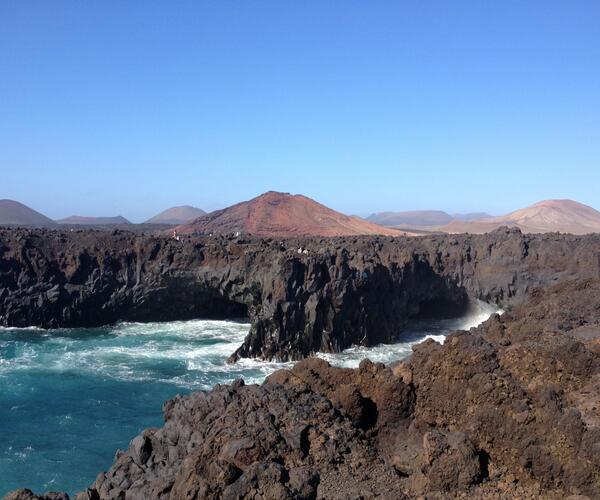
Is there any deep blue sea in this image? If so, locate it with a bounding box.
[0,302,498,496]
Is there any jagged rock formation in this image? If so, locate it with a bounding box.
[8,278,600,499]
[1,227,599,362]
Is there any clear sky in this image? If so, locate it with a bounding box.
[1,1,599,221]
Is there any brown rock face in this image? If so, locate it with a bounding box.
[175,191,403,237]
[3,225,600,498]
[74,373,410,500]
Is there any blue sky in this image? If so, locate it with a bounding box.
[1,1,599,221]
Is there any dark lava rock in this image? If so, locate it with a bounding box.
[3,491,69,500]
[4,229,600,499]
[75,378,408,499]
[2,228,600,362]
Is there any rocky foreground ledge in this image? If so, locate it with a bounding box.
[6,278,600,499]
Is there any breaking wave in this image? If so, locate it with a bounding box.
[319,299,501,367]
[0,300,500,496]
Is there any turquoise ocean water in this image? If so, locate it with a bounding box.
[0,302,497,496]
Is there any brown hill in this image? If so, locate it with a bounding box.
[57,215,131,225]
[440,199,600,235]
[0,199,56,227]
[146,205,206,225]
[176,191,404,237]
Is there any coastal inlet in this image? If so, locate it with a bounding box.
[0,301,497,496]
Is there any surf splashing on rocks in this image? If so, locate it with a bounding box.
[0,301,500,496]
[319,299,501,367]
[0,301,500,388]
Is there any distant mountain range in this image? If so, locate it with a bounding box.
[439,199,600,235]
[451,212,493,222]
[367,210,493,227]
[57,215,131,225]
[0,200,206,228]
[175,191,402,237]
[145,205,206,225]
[367,210,453,227]
[2,196,600,236]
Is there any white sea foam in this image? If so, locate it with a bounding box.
[318,299,501,368]
[0,302,500,387]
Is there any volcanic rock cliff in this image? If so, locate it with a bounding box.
[1,227,599,361]
[3,228,600,499]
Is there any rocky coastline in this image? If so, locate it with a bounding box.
[2,227,600,498]
[2,227,599,361]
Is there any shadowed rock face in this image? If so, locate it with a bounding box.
[1,227,600,361]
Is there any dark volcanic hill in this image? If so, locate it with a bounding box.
[0,199,56,227]
[145,205,206,225]
[441,199,600,234]
[57,215,131,226]
[176,191,402,237]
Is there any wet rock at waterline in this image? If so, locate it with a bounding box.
[2,227,600,362]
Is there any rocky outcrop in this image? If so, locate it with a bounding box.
[74,372,410,500]
[8,278,600,499]
[1,227,600,361]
